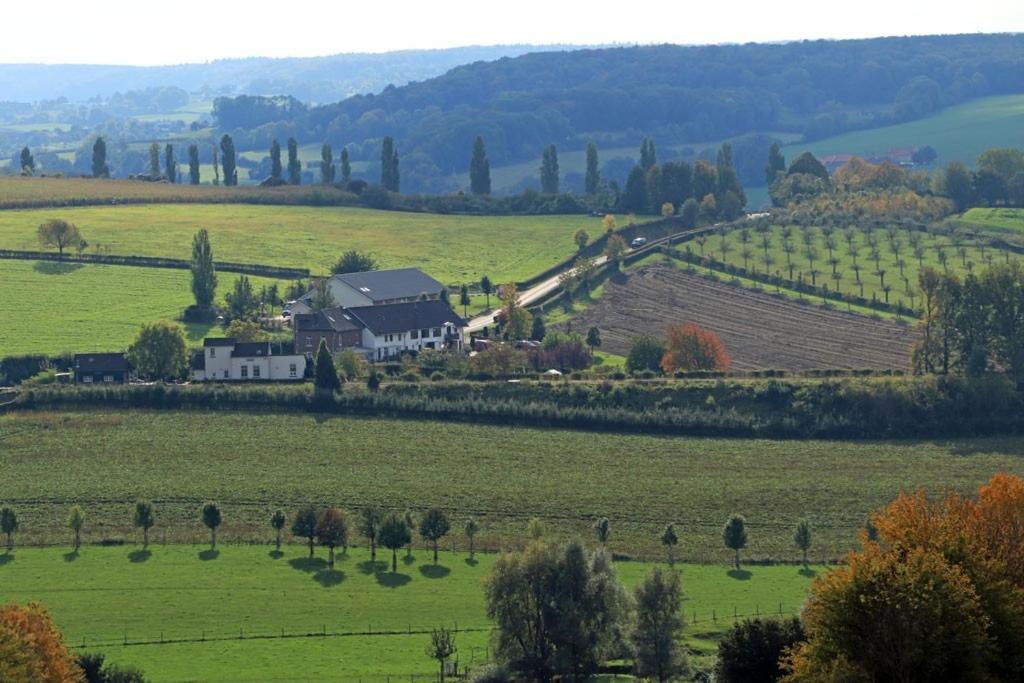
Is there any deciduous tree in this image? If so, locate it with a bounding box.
[0,602,83,683]
[718,617,804,683]
[201,502,222,549]
[661,523,678,565]
[465,518,479,558]
[315,507,348,567]
[586,326,601,351]
[540,144,559,194]
[331,250,378,274]
[723,514,748,568]
[419,508,451,564]
[67,506,84,551]
[469,136,491,195]
[1,506,17,551]
[270,509,286,551]
[188,144,200,184]
[378,512,411,572]
[127,321,187,380]
[291,505,318,558]
[660,322,731,373]
[37,219,82,257]
[219,134,237,186]
[633,567,688,682]
[426,627,457,683]
[91,136,109,177]
[585,142,600,195]
[133,500,154,548]
[359,506,383,562]
[794,519,812,566]
[287,137,301,185]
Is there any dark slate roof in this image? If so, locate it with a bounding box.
[293,307,364,333]
[334,268,443,302]
[204,337,237,347]
[347,300,465,335]
[74,353,130,373]
[231,341,272,357]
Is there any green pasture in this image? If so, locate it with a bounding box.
[958,207,1024,234]
[0,544,816,681]
[2,410,1022,560]
[0,260,284,356]
[0,203,590,284]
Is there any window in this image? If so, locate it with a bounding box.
[304,335,312,347]
[433,328,442,337]
[223,370,229,379]
[253,365,261,378]
[410,330,418,339]
[240,366,248,378]
[421,328,429,338]
[82,375,93,383]
[209,347,216,357]
[289,363,297,378]
[103,374,114,383]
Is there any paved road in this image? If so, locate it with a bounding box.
[465,222,726,333]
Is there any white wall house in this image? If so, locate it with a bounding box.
[192,339,306,382]
[346,300,466,361]
[289,268,444,316]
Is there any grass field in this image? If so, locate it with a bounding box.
[958,207,1024,234]
[0,545,816,681]
[0,203,589,284]
[3,409,1022,561]
[0,261,284,356]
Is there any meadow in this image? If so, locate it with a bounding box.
[0,544,816,681]
[0,202,589,284]
[0,260,285,356]
[2,409,1023,561]
[958,207,1024,234]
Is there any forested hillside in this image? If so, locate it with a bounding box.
[213,34,1024,192]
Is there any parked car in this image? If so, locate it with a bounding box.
[281,308,291,318]
[630,237,648,248]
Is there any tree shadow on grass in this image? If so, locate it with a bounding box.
[63,550,79,563]
[376,572,412,589]
[288,557,327,573]
[357,560,387,575]
[268,550,285,560]
[727,568,753,581]
[33,261,82,275]
[465,557,479,567]
[314,569,346,587]
[419,564,451,579]
[798,566,818,578]
[198,548,220,561]
[127,549,151,563]
[0,553,13,567]
[402,553,416,566]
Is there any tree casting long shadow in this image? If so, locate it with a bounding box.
[288,556,327,573]
[798,566,818,578]
[727,568,753,581]
[198,548,220,561]
[0,552,14,567]
[127,549,151,563]
[376,572,412,589]
[63,550,79,563]
[357,560,388,575]
[419,564,451,579]
[314,569,346,587]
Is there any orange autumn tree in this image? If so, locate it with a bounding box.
[660,323,730,373]
[0,602,83,683]
[785,473,1024,682]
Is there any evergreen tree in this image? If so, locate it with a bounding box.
[540,144,559,194]
[621,166,648,212]
[585,142,600,195]
[220,134,237,186]
[320,144,335,184]
[148,142,161,177]
[469,136,491,195]
[381,136,400,191]
[340,147,351,183]
[19,146,34,174]
[314,339,340,393]
[633,567,689,682]
[640,137,657,170]
[287,137,301,185]
[716,143,746,207]
[190,228,217,308]
[187,144,200,184]
[269,139,282,180]
[211,145,220,185]
[164,144,177,183]
[91,136,109,177]
[766,142,786,185]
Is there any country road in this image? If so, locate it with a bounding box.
[465,221,726,332]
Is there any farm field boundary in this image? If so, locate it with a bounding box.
[0,249,309,279]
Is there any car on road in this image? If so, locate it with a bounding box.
[630,237,648,248]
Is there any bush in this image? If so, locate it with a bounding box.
[430,371,446,382]
[400,371,420,383]
[469,665,511,683]
[716,617,805,683]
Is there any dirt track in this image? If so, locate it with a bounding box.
[565,265,917,371]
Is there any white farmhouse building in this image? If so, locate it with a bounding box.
[345,300,466,361]
[288,268,445,315]
[192,339,307,382]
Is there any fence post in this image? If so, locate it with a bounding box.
[713,609,716,623]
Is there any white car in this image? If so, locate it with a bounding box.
[630,237,648,248]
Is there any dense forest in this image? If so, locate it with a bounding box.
[212,35,1024,192]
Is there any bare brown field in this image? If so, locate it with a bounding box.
[568,265,917,370]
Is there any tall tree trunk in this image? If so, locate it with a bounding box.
[308,535,314,558]
[211,528,217,550]
[735,548,740,569]
[275,529,281,551]
[143,527,148,548]
[433,541,438,564]
[329,546,334,568]
[371,539,376,561]
[392,549,397,573]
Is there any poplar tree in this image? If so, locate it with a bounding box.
[585,142,600,194]
[91,136,109,177]
[188,144,200,184]
[287,137,301,185]
[766,142,786,185]
[320,144,335,184]
[164,144,177,183]
[540,144,559,194]
[148,142,161,177]
[269,139,282,180]
[469,136,491,195]
[640,137,657,170]
[19,146,34,174]
[220,134,237,186]
[340,147,351,183]
[381,137,399,191]
[190,228,217,308]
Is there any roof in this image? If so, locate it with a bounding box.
[204,338,237,347]
[74,352,130,373]
[293,307,364,333]
[333,268,443,302]
[347,300,466,335]
[231,341,272,358]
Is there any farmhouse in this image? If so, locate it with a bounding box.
[294,300,466,360]
[288,268,445,315]
[191,338,307,382]
[74,353,132,384]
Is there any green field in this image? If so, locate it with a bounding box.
[0,203,589,284]
[0,260,284,356]
[3,410,1022,560]
[958,207,1024,234]
[0,544,815,681]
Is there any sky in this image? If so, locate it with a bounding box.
[2,0,1022,65]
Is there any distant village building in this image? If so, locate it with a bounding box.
[191,339,306,382]
[74,353,132,384]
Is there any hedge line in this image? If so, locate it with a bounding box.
[14,374,1024,440]
[0,249,309,279]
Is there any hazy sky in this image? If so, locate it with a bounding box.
[4,0,1022,65]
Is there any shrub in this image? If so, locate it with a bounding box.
[716,617,805,683]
